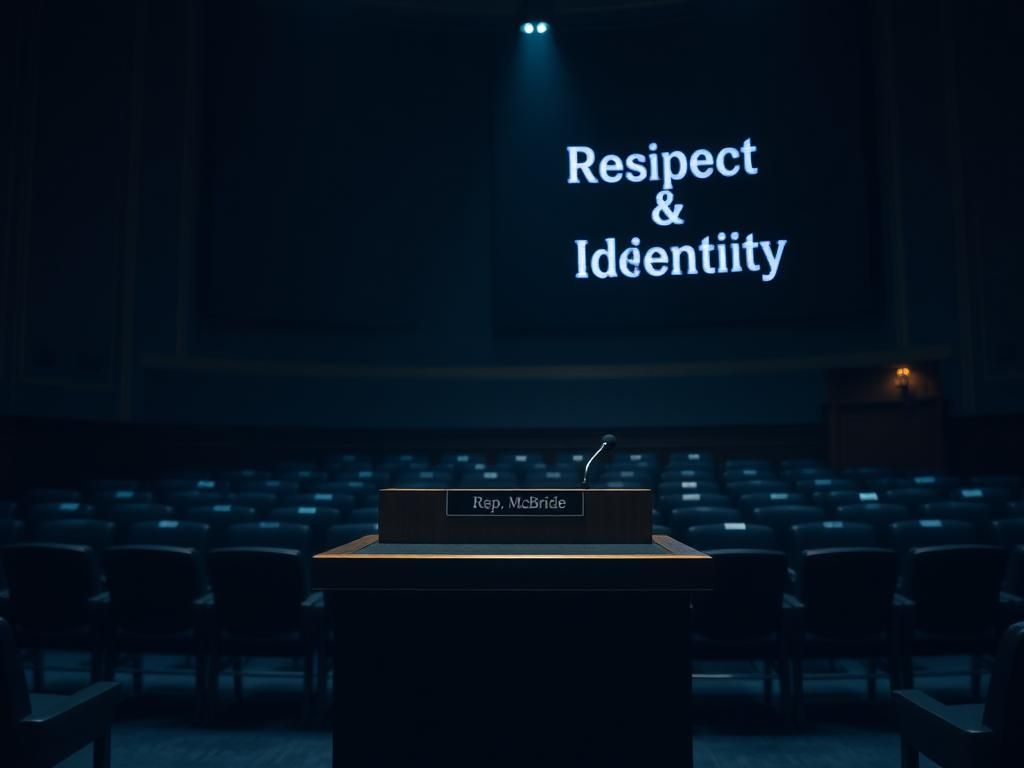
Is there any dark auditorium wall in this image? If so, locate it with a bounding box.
[0,0,1021,431]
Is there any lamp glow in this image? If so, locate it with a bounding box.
[521,22,535,34]
[536,21,549,34]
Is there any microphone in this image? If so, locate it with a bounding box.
[582,433,617,489]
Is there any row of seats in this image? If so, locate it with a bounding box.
[3,540,1022,726]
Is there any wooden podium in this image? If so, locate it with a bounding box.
[313,488,711,766]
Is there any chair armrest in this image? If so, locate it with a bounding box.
[782,593,804,611]
[302,591,324,610]
[894,689,995,765]
[16,682,122,766]
[1000,591,1024,607]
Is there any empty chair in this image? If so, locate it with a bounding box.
[107,503,176,532]
[238,479,299,496]
[611,451,659,466]
[553,450,591,468]
[896,474,960,492]
[738,491,807,517]
[883,488,942,511]
[668,506,741,541]
[311,480,371,500]
[794,477,857,493]
[691,550,796,722]
[102,546,209,706]
[659,492,730,510]
[751,506,825,548]
[600,467,654,484]
[124,520,210,553]
[92,489,153,508]
[395,470,453,487]
[0,544,106,687]
[897,545,1008,692]
[919,501,991,533]
[226,522,314,555]
[24,489,82,505]
[325,522,378,547]
[842,467,896,485]
[324,453,373,472]
[781,458,825,471]
[164,490,225,511]
[203,548,324,721]
[724,466,778,483]
[659,467,716,482]
[992,519,1024,549]
[835,503,912,538]
[494,452,544,470]
[0,617,121,768]
[460,470,519,489]
[186,506,257,547]
[723,458,774,471]
[278,469,328,485]
[726,480,790,497]
[889,519,978,557]
[437,452,488,470]
[331,469,390,488]
[377,457,430,476]
[949,486,1014,506]
[525,469,580,488]
[159,478,226,494]
[792,548,901,712]
[687,522,776,551]
[665,450,714,468]
[32,520,116,552]
[266,507,342,550]
[220,469,272,485]
[288,491,355,513]
[29,502,97,523]
[223,491,280,515]
[812,489,881,514]
[789,521,877,561]
[895,620,1024,768]
[657,481,722,502]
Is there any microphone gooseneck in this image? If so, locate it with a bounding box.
[582,433,618,489]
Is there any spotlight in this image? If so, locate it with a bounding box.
[536,21,549,34]
[521,22,535,34]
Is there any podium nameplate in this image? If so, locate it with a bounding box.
[380,488,650,544]
[445,490,584,518]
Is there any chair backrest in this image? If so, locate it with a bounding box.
[124,520,210,552]
[882,488,941,509]
[889,519,977,555]
[186,506,257,546]
[0,544,102,632]
[789,521,877,560]
[223,492,280,514]
[918,501,991,529]
[103,546,207,635]
[797,548,898,639]
[325,522,378,547]
[347,508,379,525]
[285,492,355,513]
[207,548,309,637]
[725,479,790,496]
[691,549,787,642]
[835,503,912,534]
[981,621,1024,759]
[993,519,1024,550]
[32,519,116,552]
[267,506,342,537]
[812,490,881,513]
[750,505,825,546]
[459,470,520,489]
[0,618,31,727]
[902,545,1006,636]
[93,489,153,507]
[737,491,807,516]
[686,522,776,551]
[659,492,730,510]
[29,502,97,522]
[794,477,857,493]
[108,503,177,530]
[668,506,741,540]
[226,521,313,555]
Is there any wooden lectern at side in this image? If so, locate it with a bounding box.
[313,488,711,766]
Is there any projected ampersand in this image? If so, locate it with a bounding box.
[567,139,788,283]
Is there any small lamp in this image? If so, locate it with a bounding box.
[895,366,911,395]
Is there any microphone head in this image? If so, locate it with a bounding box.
[601,434,617,449]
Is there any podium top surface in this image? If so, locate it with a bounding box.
[313,534,711,592]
